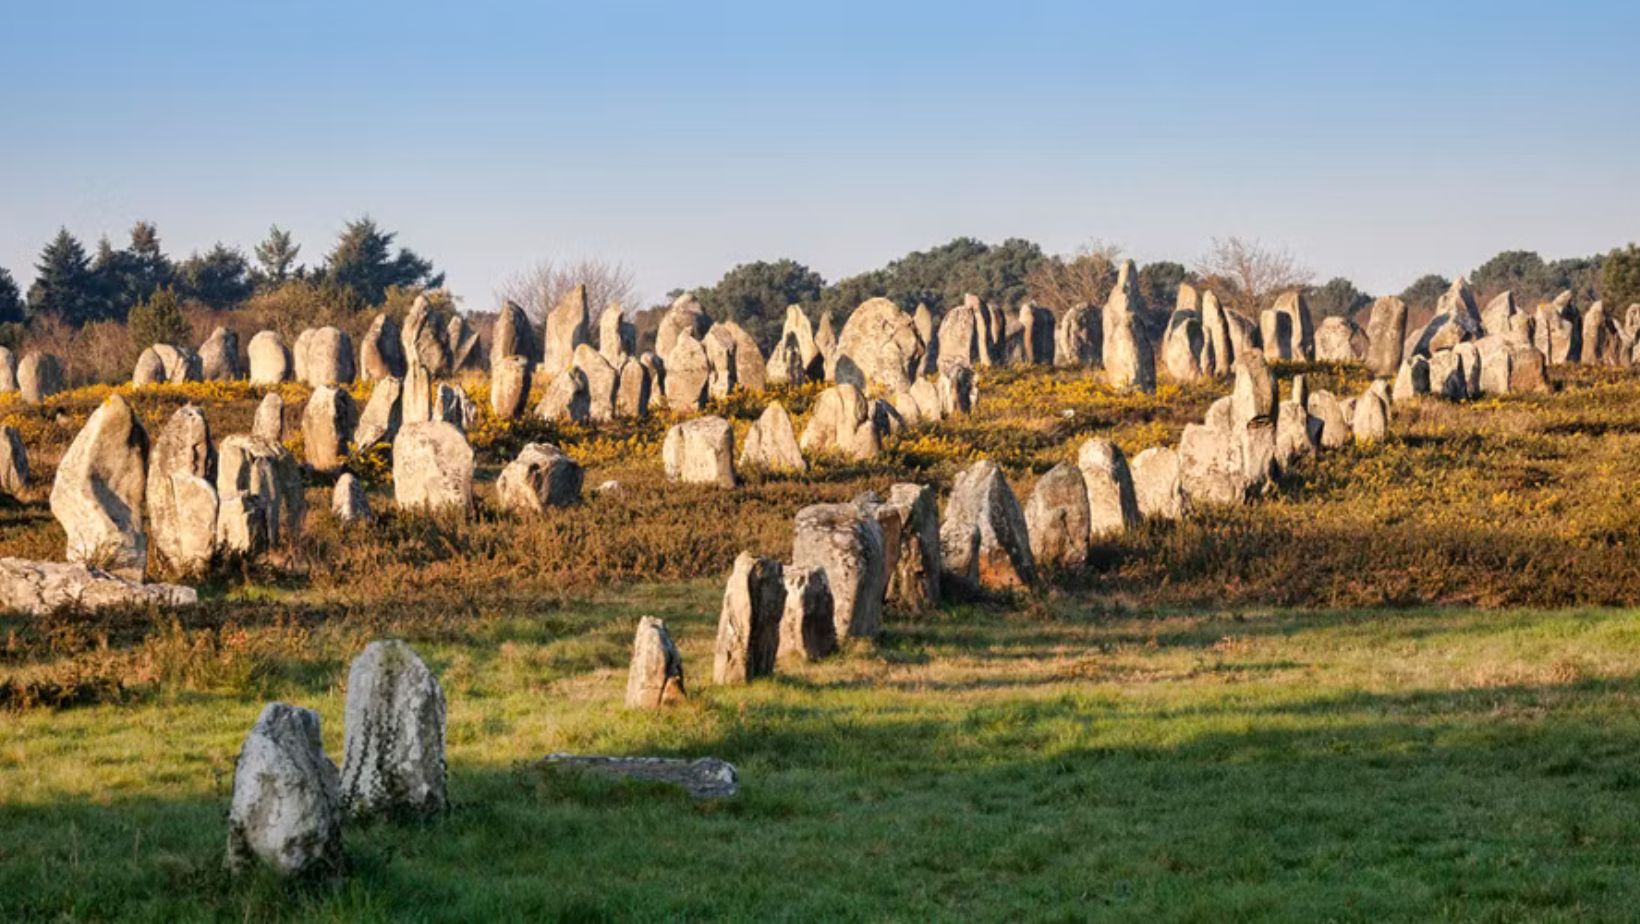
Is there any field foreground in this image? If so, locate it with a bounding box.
[4,365,1640,920]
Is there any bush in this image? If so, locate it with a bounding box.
[126,286,190,355]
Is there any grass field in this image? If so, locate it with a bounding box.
[4,364,1640,920]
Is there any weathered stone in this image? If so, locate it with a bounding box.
[339,640,447,817]
[248,331,292,385]
[1130,445,1185,519]
[298,327,355,388]
[393,421,473,513]
[1223,308,1261,371]
[792,502,887,639]
[132,347,166,387]
[1476,337,1513,396]
[50,395,148,577]
[615,357,652,418]
[0,557,196,614]
[539,754,735,799]
[401,295,451,376]
[1583,301,1624,366]
[1353,390,1389,443]
[227,703,343,877]
[572,343,620,422]
[1452,341,1483,396]
[814,311,838,368]
[711,320,766,393]
[739,401,806,472]
[778,567,836,662]
[401,359,433,425]
[936,301,987,369]
[359,313,406,380]
[1018,303,1055,364]
[433,383,474,431]
[1291,374,1311,410]
[1272,290,1315,360]
[766,333,807,387]
[496,442,583,514]
[1428,350,1467,400]
[937,363,976,416]
[1259,308,1294,361]
[542,284,591,377]
[535,367,590,423]
[1316,317,1369,362]
[834,298,924,391]
[1508,345,1551,393]
[1481,292,1519,338]
[1300,389,1347,450]
[197,327,241,381]
[775,305,823,380]
[1533,292,1581,365]
[0,346,16,392]
[598,305,636,364]
[1178,419,1245,507]
[1077,438,1141,539]
[1102,261,1155,392]
[18,352,65,403]
[1024,462,1091,571]
[712,553,785,684]
[625,616,686,708]
[352,377,401,449]
[1054,302,1101,367]
[1392,356,1430,403]
[1200,291,1235,376]
[491,301,535,364]
[1274,400,1319,471]
[484,354,528,421]
[941,459,1035,590]
[0,426,27,497]
[702,329,737,399]
[662,416,736,487]
[217,435,305,544]
[137,344,200,386]
[301,386,356,475]
[1161,313,1206,382]
[1365,296,1408,376]
[1408,278,1483,357]
[663,333,712,412]
[446,315,483,371]
[800,384,880,459]
[879,483,940,608]
[147,406,216,577]
[654,294,712,362]
[1230,353,1278,430]
[331,473,371,523]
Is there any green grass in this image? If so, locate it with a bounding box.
[5,583,1639,921]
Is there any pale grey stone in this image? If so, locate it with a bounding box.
[792,502,887,638]
[662,416,736,487]
[392,421,473,513]
[625,616,685,708]
[227,703,342,876]
[340,640,447,817]
[496,442,583,513]
[50,395,148,578]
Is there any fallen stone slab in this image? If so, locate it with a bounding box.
[538,754,740,799]
[0,558,197,615]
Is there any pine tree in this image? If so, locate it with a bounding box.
[127,286,191,353]
[175,244,252,310]
[27,228,99,324]
[0,266,24,325]
[252,225,301,289]
[322,218,440,307]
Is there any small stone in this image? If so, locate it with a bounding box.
[625,616,686,708]
[331,473,371,523]
[227,703,343,877]
[0,426,28,497]
[496,442,584,513]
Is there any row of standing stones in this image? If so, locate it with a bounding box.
[226,344,1410,878]
[0,271,1588,610]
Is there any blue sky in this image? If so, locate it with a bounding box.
[2,0,1636,308]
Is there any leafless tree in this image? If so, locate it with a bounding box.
[498,258,641,324]
[1195,236,1313,314]
[1025,239,1125,313]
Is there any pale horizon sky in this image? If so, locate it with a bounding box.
[3,0,1637,311]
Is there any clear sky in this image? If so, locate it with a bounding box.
[2,0,1636,309]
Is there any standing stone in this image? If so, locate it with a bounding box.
[792,502,887,639]
[1274,400,1319,471]
[401,359,433,425]
[535,367,591,423]
[1272,290,1315,360]
[1453,342,1484,396]
[1392,356,1431,403]
[1309,390,1352,448]
[217,434,305,544]
[0,346,16,392]
[435,383,472,431]
[490,354,531,420]
[1509,344,1551,393]
[1018,303,1055,364]
[298,327,355,388]
[1130,446,1185,520]
[1481,292,1519,338]
[1365,296,1408,376]
[332,473,371,523]
[814,312,838,371]
[133,347,167,387]
[879,483,941,608]
[598,305,636,364]
[248,331,292,385]
[799,384,880,460]
[1583,302,1623,366]
[147,405,216,577]
[663,333,712,412]
[739,401,806,472]
[1201,291,1235,376]
[1428,350,1467,400]
[573,343,620,422]
[50,395,148,578]
[1101,261,1155,392]
[834,298,924,392]
[359,313,406,380]
[1077,438,1142,539]
[937,363,976,416]
[1476,337,1513,396]
[401,295,451,376]
[393,421,473,513]
[1259,308,1294,361]
[655,294,712,362]
[198,327,242,381]
[0,426,28,497]
[936,299,986,369]
[1231,353,1278,429]
[701,326,739,398]
[777,305,823,380]
[706,321,764,393]
[1178,416,1247,507]
[1024,462,1092,570]
[766,334,807,386]
[490,301,535,364]
[779,567,836,662]
[941,459,1035,590]
[353,377,402,449]
[1315,317,1369,362]
[340,640,448,817]
[1291,374,1311,410]
[1161,313,1206,382]
[625,617,686,708]
[542,284,591,377]
[662,416,736,487]
[713,553,785,684]
[615,357,652,418]
[496,442,584,513]
[1409,278,1483,357]
[17,352,64,404]
[1054,303,1101,367]
[1353,389,1389,443]
[446,315,483,371]
[301,386,356,475]
[226,703,343,877]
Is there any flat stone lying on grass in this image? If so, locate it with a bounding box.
[340,640,448,818]
[0,557,197,615]
[625,616,686,709]
[538,755,739,800]
[228,703,343,877]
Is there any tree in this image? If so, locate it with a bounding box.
[0,266,24,325]
[27,228,100,324]
[1601,244,1640,312]
[1137,261,1189,314]
[322,218,441,307]
[1307,277,1372,321]
[817,236,1047,321]
[126,286,191,353]
[93,222,173,321]
[1025,240,1122,313]
[1545,255,1603,307]
[1469,250,1549,304]
[499,257,639,325]
[1194,236,1313,314]
[252,225,302,290]
[175,244,252,310]
[694,259,825,348]
[1399,274,1450,315]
